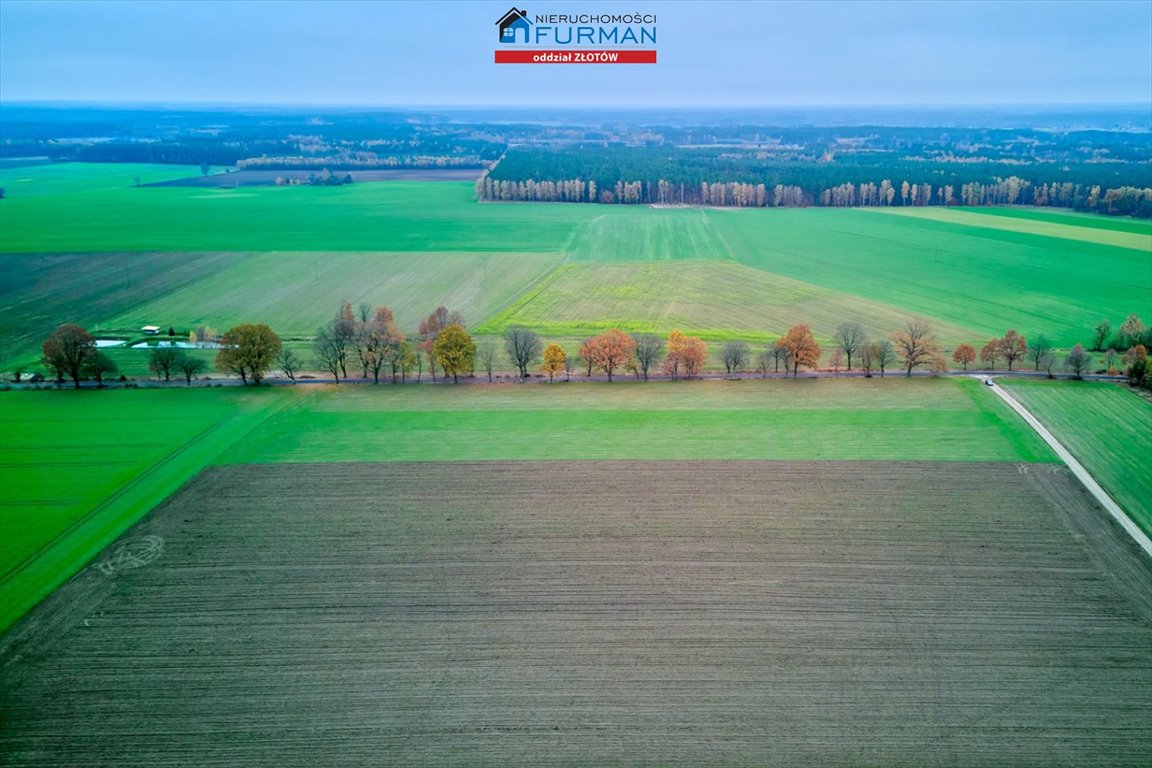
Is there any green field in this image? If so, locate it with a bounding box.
[2,164,1149,369]
[871,206,1152,249]
[1001,379,1152,536]
[475,260,974,343]
[221,378,1054,464]
[0,378,1054,631]
[0,388,287,630]
[0,162,214,197]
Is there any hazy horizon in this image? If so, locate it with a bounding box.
[2,0,1150,108]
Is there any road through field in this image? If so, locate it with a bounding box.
[985,377,1152,556]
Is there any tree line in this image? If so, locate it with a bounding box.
[480,147,1152,216]
[36,310,1151,390]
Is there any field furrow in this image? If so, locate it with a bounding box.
[2,461,1148,767]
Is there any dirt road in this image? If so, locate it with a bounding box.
[983,376,1151,556]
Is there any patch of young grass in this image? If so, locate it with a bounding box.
[0,387,289,631]
[221,378,1054,465]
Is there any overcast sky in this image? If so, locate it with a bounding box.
[1,0,1150,107]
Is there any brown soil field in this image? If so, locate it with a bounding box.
[2,461,1149,767]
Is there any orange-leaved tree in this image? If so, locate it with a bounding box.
[952,343,976,370]
[680,336,708,378]
[583,329,636,381]
[979,339,999,370]
[662,329,708,379]
[780,324,820,377]
[998,330,1027,371]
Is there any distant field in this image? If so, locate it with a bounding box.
[871,206,1152,249]
[708,207,1151,347]
[1,165,1149,367]
[0,162,212,197]
[0,175,585,253]
[0,251,242,364]
[963,206,1152,234]
[3,460,1148,766]
[476,260,975,343]
[1001,379,1152,536]
[99,250,565,340]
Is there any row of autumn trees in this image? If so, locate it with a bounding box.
[38,308,1152,389]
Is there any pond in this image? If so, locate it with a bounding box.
[129,341,222,349]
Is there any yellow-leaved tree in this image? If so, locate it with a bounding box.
[541,343,566,383]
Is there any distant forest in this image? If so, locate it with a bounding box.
[482,138,1152,217]
[2,105,1149,216]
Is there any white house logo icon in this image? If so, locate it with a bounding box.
[496,7,531,44]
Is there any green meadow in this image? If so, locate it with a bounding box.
[220,377,1053,465]
[1002,379,1152,536]
[2,164,1148,370]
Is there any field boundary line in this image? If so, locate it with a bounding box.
[984,377,1152,556]
[0,419,231,585]
[0,390,309,631]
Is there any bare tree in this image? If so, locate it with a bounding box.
[872,340,895,378]
[314,326,344,382]
[563,349,575,382]
[477,341,498,382]
[834,322,866,370]
[891,319,939,377]
[631,333,664,382]
[503,326,542,379]
[829,348,845,375]
[277,348,301,381]
[178,354,208,384]
[756,346,773,378]
[859,343,875,377]
[771,339,789,373]
[1065,344,1092,379]
[84,351,118,388]
[721,340,749,375]
[148,345,180,381]
[1029,334,1052,371]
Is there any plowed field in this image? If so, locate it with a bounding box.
[2,461,1149,766]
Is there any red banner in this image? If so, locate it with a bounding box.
[495,49,657,64]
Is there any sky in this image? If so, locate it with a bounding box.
[1,0,1150,107]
